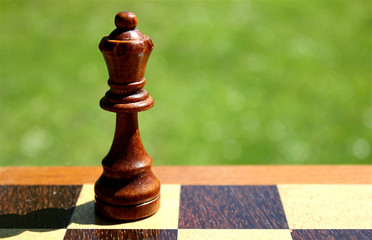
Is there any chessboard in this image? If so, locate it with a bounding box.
[0,167,372,240]
[1,166,371,240]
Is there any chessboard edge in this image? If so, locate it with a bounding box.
[0,165,371,185]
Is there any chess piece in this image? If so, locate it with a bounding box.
[94,11,160,221]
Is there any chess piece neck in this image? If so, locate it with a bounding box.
[101,112,152,180]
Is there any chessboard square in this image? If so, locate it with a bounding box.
[64,229,178,240]
[178,185,288,229]
[68,184,180,229]
[178,229,292,240]
[291,229,372,240]
[278,184,372,229]
[0,229,67,240]
[0,185,82,228]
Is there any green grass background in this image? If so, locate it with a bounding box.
[1,0,371,166]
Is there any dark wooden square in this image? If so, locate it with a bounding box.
[178,185,288,229]
[291,229,372,240]
[0,185,82,228]
[63,229,178,240]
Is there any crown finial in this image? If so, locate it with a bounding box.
[115,11,137,30]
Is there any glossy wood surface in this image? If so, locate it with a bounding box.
[0,165,371,185]
[95,11,159,220]
[0,185,82,228]
[179,185,288,229]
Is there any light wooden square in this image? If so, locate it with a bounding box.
[178,229,292,240]
[278,184,372,229]
[0,229,67,240]
[68,184,180,229]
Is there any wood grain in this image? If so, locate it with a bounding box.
[291,229,372,240]
[0,165,370,185]
[178,185,288,229]
[0,185,81,228]
[278,184,372,229]
[64,229,177,240]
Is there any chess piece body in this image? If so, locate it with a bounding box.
[94,11,160,221]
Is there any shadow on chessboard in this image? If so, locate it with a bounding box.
[0,201,140,238]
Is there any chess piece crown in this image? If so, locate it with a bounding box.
[94,11,160,221]
[99,11,154,112]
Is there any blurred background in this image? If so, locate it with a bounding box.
[1,0,371,166]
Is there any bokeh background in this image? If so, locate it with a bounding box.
[1,0,371,166]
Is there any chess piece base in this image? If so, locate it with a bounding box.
[95,194,160,221]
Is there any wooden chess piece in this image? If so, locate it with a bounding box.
[94,11,160,221]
